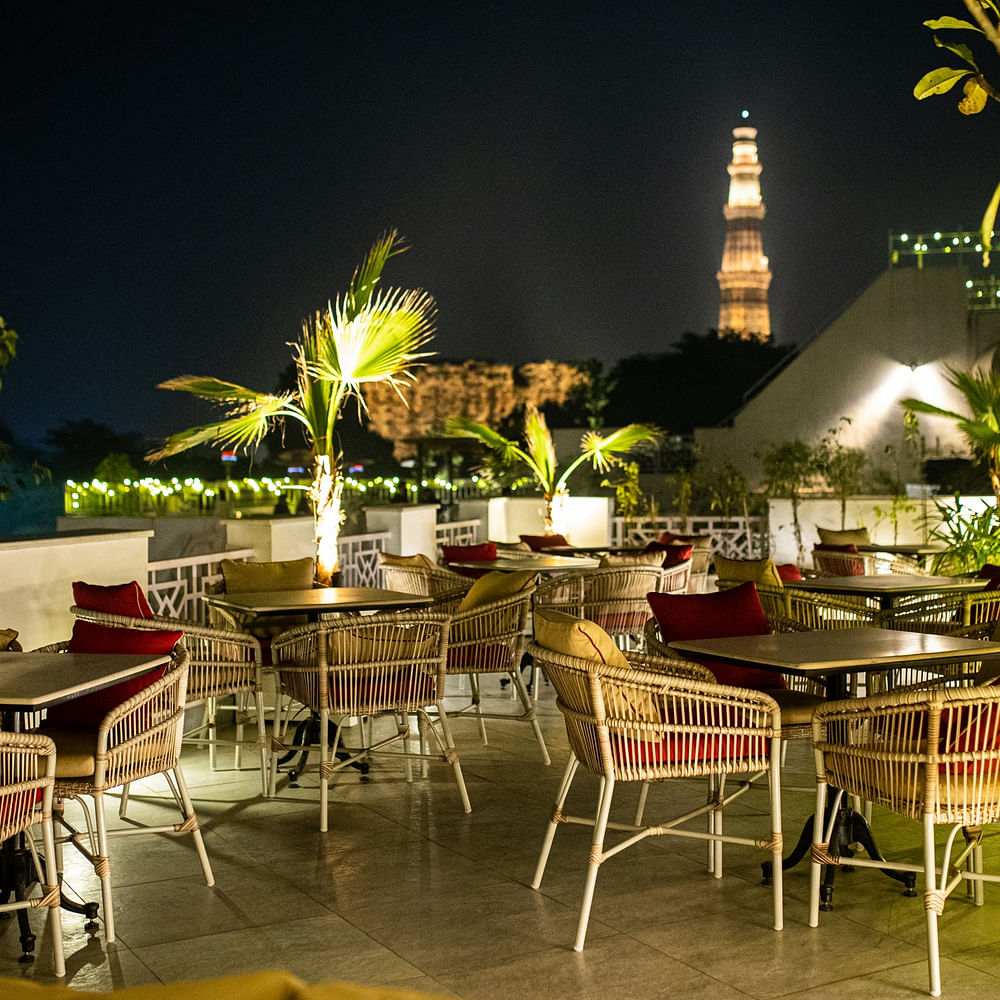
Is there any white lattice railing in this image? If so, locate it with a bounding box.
[611,516,767,560]
[146,531,392,619]
[435,519,482,548]
[337,531,390,587]
[147,548,256,622]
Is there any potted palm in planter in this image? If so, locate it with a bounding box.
[445,404,659,536]
[146,231,435,585]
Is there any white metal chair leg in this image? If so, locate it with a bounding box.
[36,817,65,976]
[633,781,650,826]
[433,703,472,813]
[574,773,615,952]
[173,765,214,887]
[469,674,488,745]
[205,698,218,771]
[319,707,330,832]
[533,755,578,889]
[769,742,784,931]
[93,792,115,943]
[924,815,942,997]
[808,780,829,927]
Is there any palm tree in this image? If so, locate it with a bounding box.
[901,365,1000,509]
[146,231,436,585]
[445,405,659,534]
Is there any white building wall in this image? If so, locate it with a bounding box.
[696,267,994,485]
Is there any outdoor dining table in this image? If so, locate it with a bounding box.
[666,627,1000,907]
[0,650,173,962]
[783,573,987,610]
[202,585,434,621]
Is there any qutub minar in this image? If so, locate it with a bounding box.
[716,116,772,342]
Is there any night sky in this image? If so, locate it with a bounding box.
[5,2,1000,451]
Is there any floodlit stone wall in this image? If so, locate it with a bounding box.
[363,360,584,458]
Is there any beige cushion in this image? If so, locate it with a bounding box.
[816,526,871,546]
[456,570,536,612]
[221,557,315,593]
[533,607,629,668]
[377,552,438,571]
[770,689,825,726]
[599,551,664,568]
[713,555,783,589]
[39,726,98,779]
[0,627,18,651]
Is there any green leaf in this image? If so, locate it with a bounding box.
[914,66,973,99]
[923,16,984,32]
[933,35,979,71]
[980,178,1000,266]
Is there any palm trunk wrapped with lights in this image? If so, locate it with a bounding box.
[445,405,659,537]
[146,231,436,586]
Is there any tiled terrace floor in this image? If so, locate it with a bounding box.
[4,682,1000,998]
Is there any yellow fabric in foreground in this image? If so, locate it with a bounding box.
[0,971,454,1000]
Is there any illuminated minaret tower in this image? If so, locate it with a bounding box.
[716,120,772,341]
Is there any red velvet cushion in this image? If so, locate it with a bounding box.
[776,563,804,581]
[815,544,859,553]
[442,542,498,563]
[646,583,785,690]
[658,531,696,545]
[977,564,1000,591]
[611,731,767,767]
[49,621,181,725]
[448,643,512,670]
[72,580,154,619]
[519,533,570,551]
[642,542,694,568]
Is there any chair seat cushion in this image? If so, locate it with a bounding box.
[447,642,512,671]
[611,731,767,768]
[73,580,154,619]
[600,550,667,569]
[647,583,786,690]
[769,688,824,726]
[38,725,98,779]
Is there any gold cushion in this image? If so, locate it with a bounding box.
[713,555,783,590]
[221,558,315,594]
[327,627,437,664]
[38,726,98,779]
[456,570,536,612]
[533,607,628,668]
[816,526,871,546]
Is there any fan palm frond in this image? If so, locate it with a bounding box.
[523,406,558,495]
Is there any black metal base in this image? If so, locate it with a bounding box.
[761,800,917,908]
[276,714,370,787]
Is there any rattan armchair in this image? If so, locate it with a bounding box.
[719,582,883,629]
[0,731,64,977]
[269,611,471,831]
[811,685,1000,996]
[443,587,549,763]
[376,551,472,600]
[33,641,213,944]
[877,590,1000,632]
[70,606,267,791]
[533,565,667,651]
[527,639,784,951]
